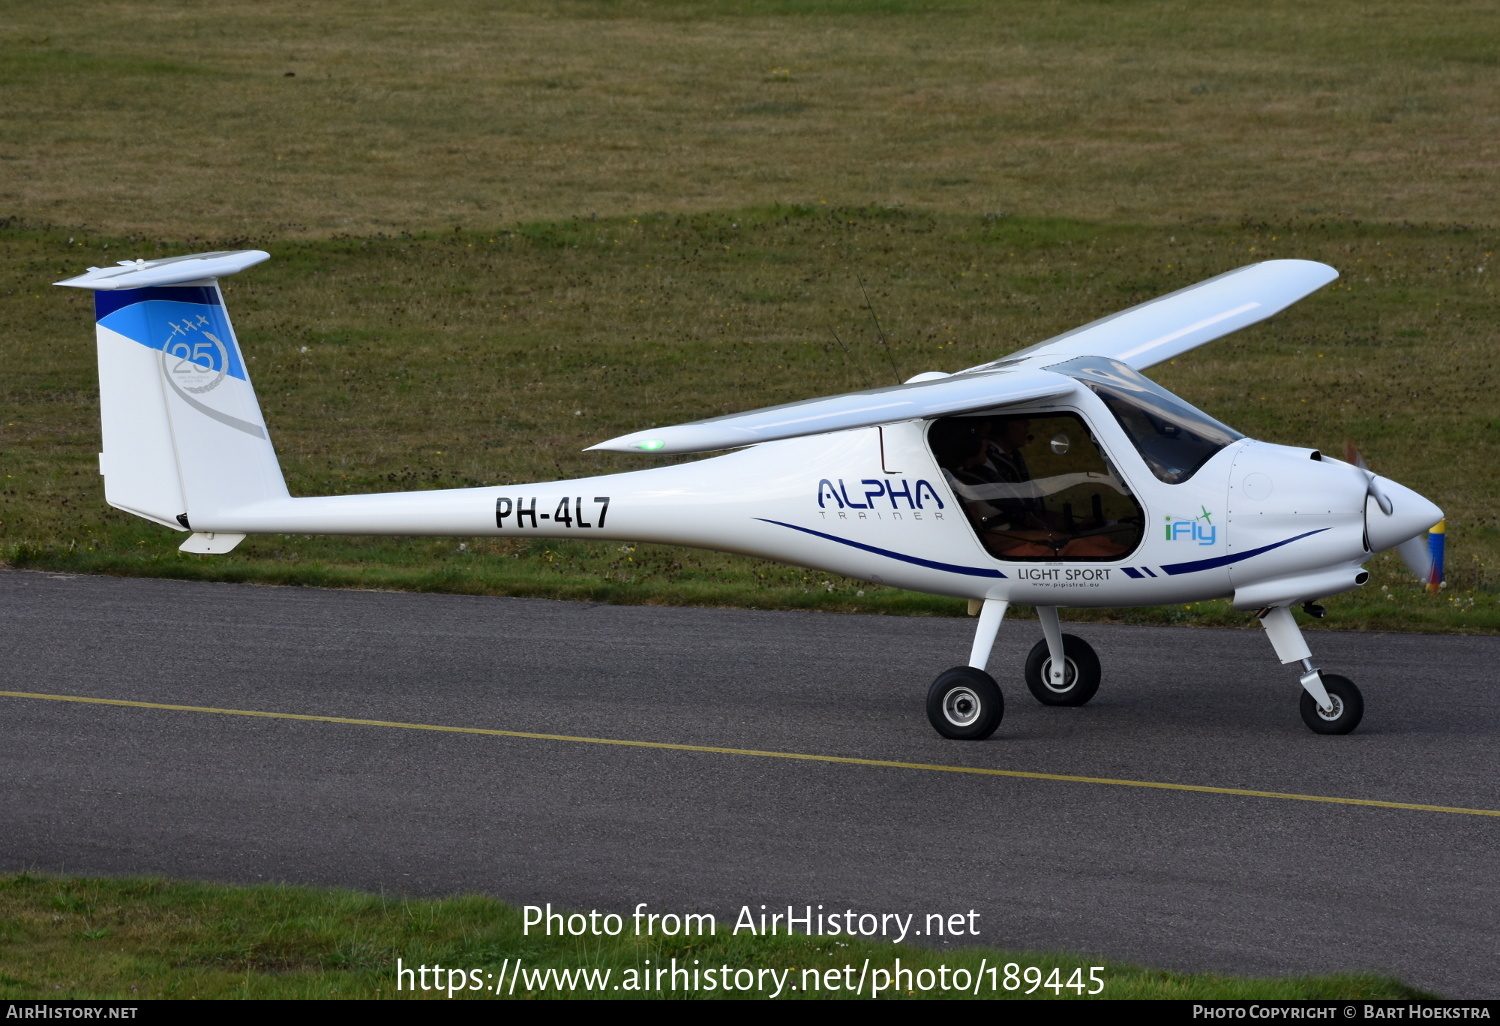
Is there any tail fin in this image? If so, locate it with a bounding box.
[56,251,287,532]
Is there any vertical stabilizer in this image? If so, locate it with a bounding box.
[57,251,288,529]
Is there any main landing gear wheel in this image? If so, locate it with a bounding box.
[926,667,1004,740]
[1300,673,1363,735]
[1023,633,1101,707]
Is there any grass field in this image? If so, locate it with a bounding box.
[0,874,1431,1000]
[2,0,1497,634]
[4,213,1496,629]
[4,1,1498,235]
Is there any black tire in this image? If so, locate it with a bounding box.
[926,667,1004,740]
[1299,673,1363,735]
[1024,633,1101,707]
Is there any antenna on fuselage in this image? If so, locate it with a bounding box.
[829,324,873,389]
[857,275,902,385]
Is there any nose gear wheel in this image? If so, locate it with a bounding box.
[1299,673,1363,734]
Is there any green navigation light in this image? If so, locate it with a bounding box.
[635,439,666,451]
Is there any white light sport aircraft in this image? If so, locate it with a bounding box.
[58,251,1443,740]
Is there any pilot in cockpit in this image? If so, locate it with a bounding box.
[933,415,1126,560]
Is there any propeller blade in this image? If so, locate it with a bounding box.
[1342,440,1368,471]
[1395,533,1433,583]
[1345,440,1394,515]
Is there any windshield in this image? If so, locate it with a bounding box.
[1049,356,1241,484]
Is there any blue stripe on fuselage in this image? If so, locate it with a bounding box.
[760,521,1334,584]
[756,519,1008,579]
[1159,528,1329,576]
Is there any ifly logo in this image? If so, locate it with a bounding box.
[818,478,944,510]
[1165,507,1217,546]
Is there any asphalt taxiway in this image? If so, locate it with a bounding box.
[2,570,1496,995]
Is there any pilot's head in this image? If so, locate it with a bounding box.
[992,417,1031,453]
[930,419,990,468]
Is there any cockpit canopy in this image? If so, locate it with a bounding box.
[1049,356,1242,484]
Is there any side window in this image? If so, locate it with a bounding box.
[928,412,1146,562]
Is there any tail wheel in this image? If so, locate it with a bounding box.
[1024,634,1101,706]
[1300,673,1363,735]
[926,667,1004,740]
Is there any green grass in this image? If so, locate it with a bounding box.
[3,213,1496,630]
[0,874,1431,1000]
[3,1,1498,236]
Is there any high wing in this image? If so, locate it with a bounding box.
[971,259,1338,372]
[591,259,1334,456]
[588,368,1075,455]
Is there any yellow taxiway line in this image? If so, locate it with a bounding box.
[4,689,1497,818]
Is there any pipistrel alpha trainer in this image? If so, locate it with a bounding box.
[59,253,1442,739]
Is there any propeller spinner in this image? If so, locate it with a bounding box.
[1346,442,1444,591]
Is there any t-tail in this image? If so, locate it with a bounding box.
[56,251,285,551]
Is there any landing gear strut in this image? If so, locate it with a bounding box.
[1260,605,1363,735]
[927,601,1105,738]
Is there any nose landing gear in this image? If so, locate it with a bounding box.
[1261,605,1364,735]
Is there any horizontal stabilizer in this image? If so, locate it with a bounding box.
[977,259,1339,371]
[56,250,270,291]
[589,368,1076,455]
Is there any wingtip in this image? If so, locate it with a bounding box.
[585,440,651,455]
[590,434,673,454]
[1261,257,1340,283]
